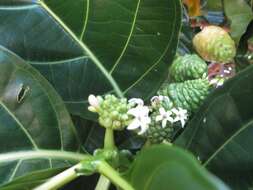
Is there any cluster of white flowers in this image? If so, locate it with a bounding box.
[126,96,188,135]
[155,107,188,128]
[126,98,151,135]
[87,95,188,136]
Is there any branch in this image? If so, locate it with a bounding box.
[34,163,83,190]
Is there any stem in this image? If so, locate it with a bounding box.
[95,128,115,189]
[96,161,134,190]
[34,163,83,190]
[104,128,116,149]
[0,150,88,163]
[95,175,111,190]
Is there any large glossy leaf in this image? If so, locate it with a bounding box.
[176,65,253,189]
[126,145,229,190]
[0,46,88,188]
[0,0,182,119]
[224,0,253,44]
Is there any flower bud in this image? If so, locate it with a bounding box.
[88,94,133,130]
[88,94,100,108]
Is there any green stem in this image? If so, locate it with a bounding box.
[34,163,83,190]
[104,128,116,149]
[95,175,111,190]
[96,161,134,190]
[95,128,116,189]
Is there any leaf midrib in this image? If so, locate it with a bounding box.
[38,1,124,98]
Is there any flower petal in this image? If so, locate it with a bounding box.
[138,124,149,135]
[151,96,159,103]
[167,116,174,123]
[156,115,163,122]
[159,107,166,115]
[129,98,144,106]
[127,107,140,117]
[88,94,99,107]
[127,119,140,130]
[162,119,167,128]
[180,118,186,128]
[171,108,179,115]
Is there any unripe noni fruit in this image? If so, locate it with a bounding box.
[193,26,236,63]
[145,113,175,144]
[159,79,210,112]
[145,96,175,144]
[169,54,208,82]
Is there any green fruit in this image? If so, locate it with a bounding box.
[193,26,236,63]
[159,79,210,112]
[145,111,174,144]
[169,54,208,82]
[145,123,174,144]
[97,95,132,130]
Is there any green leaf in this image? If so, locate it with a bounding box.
[205,0,223,12]
[176,65,253,189]
[0,46,88,188]
[0,0,181,118]
[0,0,182,119]
[126,145,229,190]
[0,168,65,190]
[224,0,253,44]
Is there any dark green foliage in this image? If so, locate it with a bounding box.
[126,145,230,190]
[176,65,253,190]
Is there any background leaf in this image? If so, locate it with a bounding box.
[0,46,87,188]
[176,65,253,189]
[224,0,253,44]
[0,0,182,119]
[126,145,229,190]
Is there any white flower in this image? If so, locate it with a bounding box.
[150,95,170,103]
[156,107,174,128]
[128,98,144,106]
[210,78,224,88]
[88,94,100,112]
[202,73,208,79]
[88,95,99,107]
[127,105,151,135]
[172,107,188,128]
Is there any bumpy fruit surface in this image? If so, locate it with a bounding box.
[145,117,174,144]
[98,95,132,130]
[169,54,208,82]
[193,26,236,63]
[145,97,175,144]
[159,79,210,112]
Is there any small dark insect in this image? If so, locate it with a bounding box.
[17,84,30,103]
